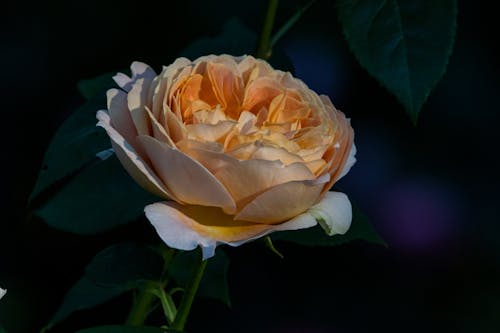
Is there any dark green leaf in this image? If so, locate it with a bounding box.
[46,277,125,331]
[85,243,164,289]
[180,17,294,73]
[35,155,156,234]
[273,204,386,247]
[77,71,120,100]
[337,0,457,121]
[76,326,164,333]
[30,95,109,200]
[169,250,231,307]
[0,327,6,333]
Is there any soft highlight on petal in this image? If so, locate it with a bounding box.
[309,191,352,236]
[145,201,318,259]
[138,135,236,212]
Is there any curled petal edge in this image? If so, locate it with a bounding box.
[309,191,352,236]
[145,201,318,260]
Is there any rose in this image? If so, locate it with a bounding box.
[97,55,356,259]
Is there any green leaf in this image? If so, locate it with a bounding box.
[77,71,120,100]
[30,94,109,201]
[337,0,457,122]
[35,155,156,234]
[85,243,164,289]
[272,204,386,247]
[75,326,165,333]
[169,250,231,307]
[45,277,126,331]
[180,17,294,73]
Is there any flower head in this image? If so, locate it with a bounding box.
[97,55,356,258]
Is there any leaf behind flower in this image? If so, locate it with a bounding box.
[44,277,126,332]
[85,243,164,289]
[337,0,457,122]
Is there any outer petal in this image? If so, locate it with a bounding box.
[235,176,328,224]
[309,191,352,236]
[96,110,176,200]
[128,78,153,136]
[145,201,317,259]
[0,287,6,300]
[106,89,137,144]
[138,135,236,213]
[113,61,156,92]
[338,143,357,180]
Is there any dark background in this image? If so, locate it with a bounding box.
[1,0,499,332]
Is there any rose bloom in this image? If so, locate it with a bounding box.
[97,55,356,259]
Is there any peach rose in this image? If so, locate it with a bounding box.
[97,55,356,259]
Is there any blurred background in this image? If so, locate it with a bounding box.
[1,0,499,332]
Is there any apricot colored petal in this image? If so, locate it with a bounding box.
[153,58,192,118]
[186,121,236,142]
[138,135,236,212]
[309,191,352,236]
[144,106,175,146]
[113,61,156,92]
[235,176,328,224]
[251,145,304,165]
[96,110,174,200]
[145,201,317,259]
[177,144,316,206]
[128,78,153,135]
[242,77,282,114]
[106,89,137,144]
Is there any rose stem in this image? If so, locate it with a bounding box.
[125,285,157,326]
[255,0,279,60]
[125,247,176,326]
[171,252,208,331]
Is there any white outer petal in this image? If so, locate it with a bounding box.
[0,287,6,300]
[309,191,352,236]
[145,202,318,260]
[113,61,157,92]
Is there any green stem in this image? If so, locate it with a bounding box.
[255,0,280,59]
[156,287,177,324]
[125,286,156,326]
[126,246,176,326]
[171,255,208,331]
[270,0,316,47]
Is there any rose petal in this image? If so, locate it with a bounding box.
[186,121,236,142]
[113,61,156,92]
[144,106,175,146]
[0,287,6,300]
[138,135,236,213]
[145,201,317,259]
[106,89,138,145]
[151,58,192,118]
[309,191,352,235]
[235,176,328,224]
[337,143,357,180]
[128,78,153,135]
[96,110,176,200]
